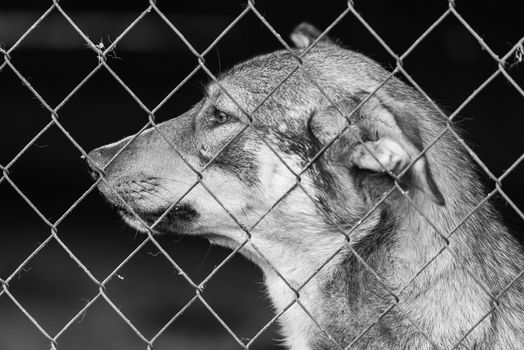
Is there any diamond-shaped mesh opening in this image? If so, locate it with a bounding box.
[200,252,277,343]
[5,238,98,335]
[403,16,498,108]
[56,198,147,278]
[153,299,247,349]
[457,75,524,175]
[498,158,524,228]
[0,295,50,350]
[100,11,204,109]
[57,297,147,350]
[0,6,53,47]
[5,125,91,220]
[102,241,196,337]
[452,2,524,56]
[159,9,246,55]
[342,1,449,54]
[56,66,148,151]
[0,182,50,276]
[250,1,348,36]
[319,13,398,69]
[0,67,53,165]
[3,11,98,106]
[58,0,148,44]
[197,7,295,61]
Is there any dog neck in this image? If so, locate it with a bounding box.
[260,187,524,349]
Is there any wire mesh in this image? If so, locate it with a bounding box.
[1,1,523,349]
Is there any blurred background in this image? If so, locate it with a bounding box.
[0,1,523,349]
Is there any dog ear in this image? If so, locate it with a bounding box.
[290,22,334,49]
[309,95,445,206]
[351,94,445,205]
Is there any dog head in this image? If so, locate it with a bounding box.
[87,23,445,268]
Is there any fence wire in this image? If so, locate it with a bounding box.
[1,1,524,349]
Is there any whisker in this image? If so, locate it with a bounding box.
[157,182,190,201]
[245,205,263,218]
[152,176,195,187]
[134,183,171,205]
[194,242,213,275]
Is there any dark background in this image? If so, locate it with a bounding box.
[1,1,523,349]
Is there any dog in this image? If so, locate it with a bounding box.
[87,23,524,349]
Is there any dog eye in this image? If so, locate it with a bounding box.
[211,110,232,125]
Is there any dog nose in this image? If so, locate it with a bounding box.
[87,142,125,169]
[85,137,136,179]
[85,148,106,179]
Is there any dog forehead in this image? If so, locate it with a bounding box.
[206,81,245,104]
[218,50,307,94]
[227,50,298,76]
[204,48,353,126]
[213,54,314,98]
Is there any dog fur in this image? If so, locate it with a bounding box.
[87,23,524,349]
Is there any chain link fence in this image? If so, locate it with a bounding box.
[1,1,523,349]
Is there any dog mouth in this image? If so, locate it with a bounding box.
[116,202,199,233]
